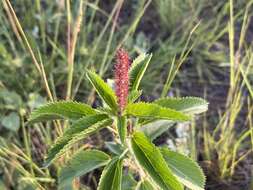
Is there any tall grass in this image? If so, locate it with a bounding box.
[0,0,252,189]
[200,1,253,187]
[152,0,253,187]
[0,0,152,189]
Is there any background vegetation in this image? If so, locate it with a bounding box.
[0,0,252,189]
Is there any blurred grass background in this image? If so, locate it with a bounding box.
[0,0,252,189]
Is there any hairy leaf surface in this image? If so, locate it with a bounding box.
[160,147,205,190]
[126,102,190,121]
[27,101,96,125]
[86,70,118,111]
[98,157,123,190]
[131,131,183,190]
[129,54,152,91]
[154,97,208,115]
[136,180,155,190]
[105,141,125,155]
[59,150,110,189]
[140,120,174,140]
[45,117,112,166]
[128,90,142,103]
[121,173,137,190]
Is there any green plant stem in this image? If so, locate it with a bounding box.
[229,0,235,89]
[35,0,46,53]
[21,115,34,176]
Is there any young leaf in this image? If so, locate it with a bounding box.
[138,97,208,126]
[27,101,96,125]
[45,117,112,166]
[129,53,152,91]
[160,147,206,190]
[116,116,127,144]
[45,114,108,165]
[140,120,174,141]
[154,97,208,115]
[131,131,183,190]
[136,180,155,190]
[105,141,125,155]
[86,70,118,111]
[121,173,137,190]
[98,157,123,190]
[63,114,109,138]
[59,150,110,189]
[126,102,191,121]
[128,90,142,104]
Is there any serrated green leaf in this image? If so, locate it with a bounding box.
[27,101,96,125]
[129,54,152,91]
[59,149,110,189]
[128,90,142,104]
[86,70,118,111]
[136,180,155,190]
[138,97,207,132]
[63,114,109,138]
[116,116,127,144]
[105,141,125,155]
[98,157,123,190]
[131,131,183,190]
[140,120,174,141]
[121,173,137,190]
[154,97,208,115]
[45,116,112,166]
[160,147,206,190]
[126,102,191,121]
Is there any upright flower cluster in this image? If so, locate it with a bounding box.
[115,48,130,113]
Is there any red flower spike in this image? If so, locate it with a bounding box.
[115,48,130,113]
